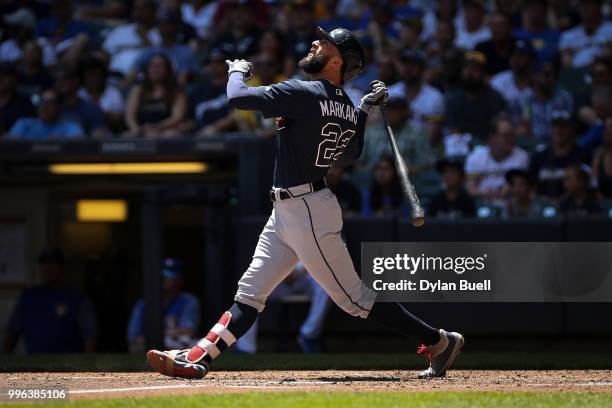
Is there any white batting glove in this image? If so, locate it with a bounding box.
[359,80,389,114]
[226,59,253,81]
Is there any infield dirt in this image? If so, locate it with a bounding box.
[2,370,612,400]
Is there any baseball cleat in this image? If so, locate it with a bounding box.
[417,330,464,379]
[146,349,208,379]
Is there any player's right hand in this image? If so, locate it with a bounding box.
[226,59,253,81]
[359,80,388,113]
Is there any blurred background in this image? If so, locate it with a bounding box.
[1,0,612,356]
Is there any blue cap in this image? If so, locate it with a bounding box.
[162,258,183,278]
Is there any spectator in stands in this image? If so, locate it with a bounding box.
[575,58,612,123]
[425,19,464,92]
[490,39,535,107]
[592,117,612,197]
[74,0,127,21]
[388,50,445,144]
[368,155,406,216]
[79,53,125,134]
[559,164,602,217]
[502,169,544,219]
[55,67,107,138]
[4,249,97,353]
[529,110,588,201]
[446,51,508,142]
[125,54,187,138]
[376,52,399,89]
[579,86,612,154]
[361,96,435,173]
[103,0,160,76]
[317,0,358,33]
[185,49,230,135]
[212,0,261,60]
[282,0,318,78]
[16,41,54,95]
[158,0,198,46]
[0,63,35,135]
[513,0,559,62]
[35,0,94,67]
[455,0,491,50]
[258,29,285,66]
[325,165,362,214]
[512,59,573,141]
[428,159,476,219]
[129,8,198,86]
[465,115,529,199]
[127,258,200,352]
[1,8,57,67]
[475,13,515,76]
[421,0,461,43]
[181,0,220,39]
[8,88,84,139]
[559,0,612,68]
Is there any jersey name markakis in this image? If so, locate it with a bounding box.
[319,100,358,125]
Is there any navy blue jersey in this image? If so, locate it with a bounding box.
[227,73,367,188]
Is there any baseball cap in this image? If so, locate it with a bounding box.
[400,49,426,66]
[37,248,65,264]
[513,39,536,57]
[3,7,36,30]
[162,258,184,278]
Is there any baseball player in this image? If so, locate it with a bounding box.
[147,27,464,379]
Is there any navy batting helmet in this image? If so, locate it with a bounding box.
[315,26,365,82]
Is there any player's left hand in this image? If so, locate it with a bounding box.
[359,80,388,113]
[226,59,253,81]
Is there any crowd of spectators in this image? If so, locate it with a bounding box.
[1,0,612,219]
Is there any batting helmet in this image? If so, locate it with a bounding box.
[315,26,365,82]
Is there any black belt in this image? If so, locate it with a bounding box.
[269,179,327,202]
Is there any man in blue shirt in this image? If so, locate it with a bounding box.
[127,259,200,352]
[55,68,107,137]
[4,249,97,353]
[8,89,84,139]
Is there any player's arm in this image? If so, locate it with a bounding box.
[225,59,305,118]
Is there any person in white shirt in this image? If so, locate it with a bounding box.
[1,8,57,66]
[465,115,529,199]
[455,0,491,50]
[181,0,219,39]
[559,0,612,68]
[490,39,535,106]
[388,49,445,145]
[102,0,161,76]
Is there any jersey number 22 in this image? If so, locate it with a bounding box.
[315,123,355,168]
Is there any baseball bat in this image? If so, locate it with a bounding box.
[379,105,425,227]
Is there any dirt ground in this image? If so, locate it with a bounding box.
[2,370,612,400]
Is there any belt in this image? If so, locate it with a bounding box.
[269,179,327,202]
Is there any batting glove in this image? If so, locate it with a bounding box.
[359,80,389,114]
[226,59,253,81]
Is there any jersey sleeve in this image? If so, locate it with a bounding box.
[227,73,310,118]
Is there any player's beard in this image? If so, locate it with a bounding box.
[299,53,328,74]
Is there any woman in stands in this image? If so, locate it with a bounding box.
[124,53,187,138]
